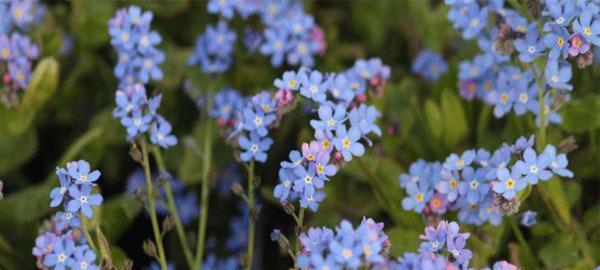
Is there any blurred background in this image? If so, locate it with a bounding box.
[0,0,598,269]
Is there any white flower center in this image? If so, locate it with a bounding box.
[254,117,263,127]
[58,253,66,263]
[530,165,538,173]
[527,46,536,54]
[80,196,88,204]
[250,144,259,153]
[519,93,528,103]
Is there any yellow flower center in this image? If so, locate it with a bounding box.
[431,198,441,208]
[450,178,458,189]
[557,37,564,47]
[322,139,330,150]
[288,80,296,88]
[584,27,592,36]
[317,164,324,174]
[505,178,515,189]
[261,104,271,113]
[1,48,9,58]
[416,193,424,202]
[500,92,509,103]
[327,119,336,127]
[363,245,372,256]
[517,25,526,32]
[342,138,351,149]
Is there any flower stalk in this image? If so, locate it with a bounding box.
[245,160,256,270]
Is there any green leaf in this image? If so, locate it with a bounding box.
[539,235,580,268]
[70,0,114,49]
[387,227,421,257]
[0,58,60,135]
[100,195,143,243]
[440,90,469,147]
[0,128,37,174]
[560,95,600,133]
[424,99,442,140]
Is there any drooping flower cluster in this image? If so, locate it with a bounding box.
[0,0,43,107]
[446,0,600,123]
[188,20,237,74]
[125,169,198,226]
[32,160,102,270]
[206,0,326,68]
[411,49,448,81]
[112,83,177,148]
[399,135,573,225]
[273,58,389,212]
[108,6,164,88]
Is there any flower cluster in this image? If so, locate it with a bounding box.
[446,0,599,123]
[125,169,198,225]
[394,221,473,269]
[188,20,237,74]
[206,0,326,67]
[33,160,102,270]
[286,218,390,269]
[0,0,43,107]
[399,135,573,225]
[206,87,280,164]
[108,6,164,88]
[273,58,389,212]
[113,83,177,148]
[411,49,448,81]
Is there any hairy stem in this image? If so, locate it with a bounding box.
[80,214,98,255]
[151,147,194,268]
[508,217,540,269]
[140,139,168,270]
[194,82,215,269]
[245,161,256,270]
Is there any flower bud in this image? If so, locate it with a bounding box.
[230,183,245,197]
[558,135,578,154]
[142,239,157,258]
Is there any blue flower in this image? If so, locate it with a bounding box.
[513,84,538,116]
[485,146,511,180]
[274,70,300,91]
[329,223,362,269]
[251,91,277,114]
[300,191,325,212]
[259,29,288,67]
[43,237,75,270]
[134,49,164,83]
[310,103,346,131]
[543,25,570,60]
[459,167,488,204]
[348,104,381,137]
[113,85,146,118]
[299,70,328,103]
[542,0,576,29]
[509,134,535,154]
[150,116,177,148]
[515,147,552,184]
[188,20,236,74]
[573,10,600,46]
[274,168,295,202]
[447,233,472,266]
[411,49,448,80]
[69,245,99,270]
[443,150,475,171]
[49,168,72,207]
[437,169,461,202]
[242,108,275,137]
[237,131,273,163]
[314,152,337,179]
[545,60,573,90]
[207,0,235,19]
[402,181,432,213]
[419,225,446,253]
[332,126,365,161]
[281,150,303,169]
[300,227,334,254]
[520,210,537,227]
[328,74,355,102]
[514,30,545,63]
[543,145,574,178]
[463,7,488,39]
[493,167,526,199]
[505,13,535,33]
[479,196,502,225]
[67,160,101,186]
[293,163,324,197]
[66,184,104,218]
[120,109,153,138]
[54,211,80,231]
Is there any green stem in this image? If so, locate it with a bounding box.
[141,139,168,270]
[508,217,541,269]
[356,157,403,225]
[151,147,194,268]
[294,208,305,255]
[80,214,98,255]
[530,64,594,267]
[193,81,216,269]
[245,161,255,270]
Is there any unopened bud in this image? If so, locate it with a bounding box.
[135,188,147,205]
[271,229,291,251]
[493,193,520,215]
[576,51,593,69]
[356,94,367,103]
[162,216,175,236]
[142,240,157,258]
[122,259,134,270]
[283,202,295,216]
[129,143,142,163]
[251,205,262,222]
[230,183,245,197]
[558,136,578,154]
